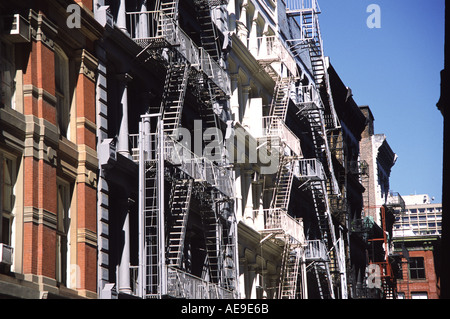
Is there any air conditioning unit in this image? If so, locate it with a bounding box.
[2,14,31,43]
[0,243,13,266]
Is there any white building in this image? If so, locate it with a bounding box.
[393,194,442,237]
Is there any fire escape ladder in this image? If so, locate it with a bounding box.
[160,60,190,136]
[270,157,295,211]
[194,1,221,61]
[313,261,334,299]
[166,179,193,268]
[307,107,326,162]
[201,206,222,285]
[199,80,224,164]
[310,180,330,243]
[303,100,339,197]
[306,13,325,86]
[159,0,179,22]
[279,244,302,299]
[143,160,159,296]
[221,212,237,292]
[156,0,179,41]
[269,77,292,124]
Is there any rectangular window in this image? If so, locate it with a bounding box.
[55,48,71,140]
[409,257,426,280]
[0,40,15,109]
[56,181,71,286]
[1,152,16,246]
[411,292,428,299]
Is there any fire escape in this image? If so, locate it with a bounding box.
[253,20,306,298]
[261,79,306,299]
[350,192,404,299]
[127,0,237,299]
[285,0,347,299]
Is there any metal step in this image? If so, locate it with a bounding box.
[167,179,193,268]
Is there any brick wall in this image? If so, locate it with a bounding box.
[397,249,440,299]
[17,5,99,298]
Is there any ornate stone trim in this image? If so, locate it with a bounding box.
[78,49,98,82]
[23,206,57,230]
[29,10,58,50]
[77,228,98,247]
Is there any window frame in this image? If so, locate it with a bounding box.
[54,46,72,140]
[1,151,17,247]
[409,257,426,280]
[55,179,72,286]
[0,39,16,109]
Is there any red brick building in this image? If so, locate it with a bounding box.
[0,0,101,298]
[393,236,441,299]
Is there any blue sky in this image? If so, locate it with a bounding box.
[317,0,445,203]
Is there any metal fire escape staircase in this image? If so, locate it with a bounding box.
[194,0,221,61]
[136,119,164,298]
[269,157,304,299]
[269,77,292,124]
[166,178,194,268]
[143,157,159,297]
[285,0,347,299]
[279,244,302,299]
[265,75,305,299]
[128,0,237,298]
[160,58,190,136]
[201,203,221,285]
[309,175,336,299]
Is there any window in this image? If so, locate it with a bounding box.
[54,47,71,139]
[411,292,428,299]
[56,181,71,286]
[409,257,426,280]
[0,40,15,109]
[1,152,16,246]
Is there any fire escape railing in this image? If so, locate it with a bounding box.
[257,208,305,245]
[130,133,234,197]
[126,10,230,96]
[167,266,236,299]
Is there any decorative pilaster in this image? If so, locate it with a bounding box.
[116,73,133,158]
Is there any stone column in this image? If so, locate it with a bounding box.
[138,0,148,38]
[241,85,251,126]
[234,165,243,220]
[230,73,240,122]
[249,13,259,55]
[117,73,132,158]
[118,198,133,294]
[237,1,249,44]
[117,0,127,33]
[244,170,254,224]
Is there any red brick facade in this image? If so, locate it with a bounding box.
[0,1,100,298]
[395,237,441,299]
